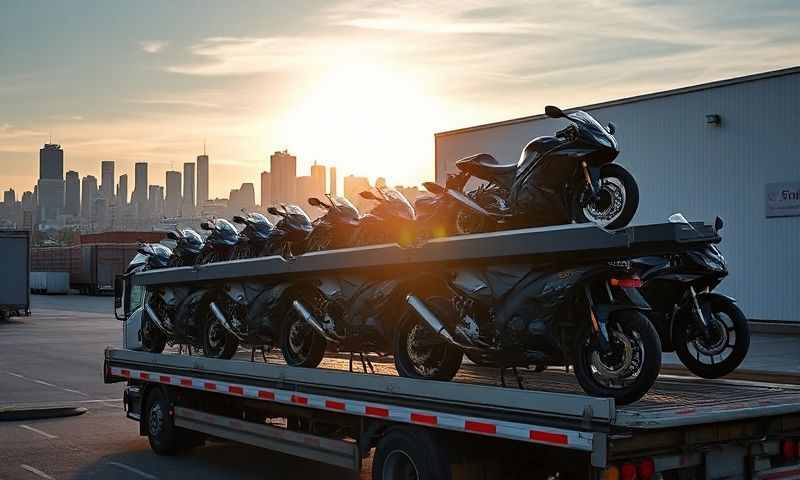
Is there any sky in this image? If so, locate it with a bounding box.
[1,0,799,200]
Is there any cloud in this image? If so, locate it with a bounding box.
[127,97,220,109]
[140,40,168,54]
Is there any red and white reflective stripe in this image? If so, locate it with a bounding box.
[110,366,592,450]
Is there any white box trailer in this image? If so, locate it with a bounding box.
[0,230,30,319]
[30,271,70,294]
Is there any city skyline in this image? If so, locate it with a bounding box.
[3,2,799,200]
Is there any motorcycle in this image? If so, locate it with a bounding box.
[278,188,418,368]
[304,195,361,252]
[395,261,662,405]
[633,214,749,379]
[136,239,206,354]
[230,211,274,260]
[441,105,639,232]
[195,218,240,264]
[198,204,314,359]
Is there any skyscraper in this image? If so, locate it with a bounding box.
[270,150,296,205]
[182,162,195,217]
[296,176,313,208]
[81,175,98,220]
[37,143,65,221]
[260,171,271,209]
[149,185,164,217]
[117,174,128,206]
[197,153,209,207]
[100,160,115,204]
[165,170,182,217]
[310,162,326,199]
[132,162,148,208]
[64,171,80,217]
[229,183,255,213]
[344,174,373,212]
[330,167,337,196]
[3,189,15,205]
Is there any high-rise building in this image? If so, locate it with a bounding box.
[132,162,148,207]
[296,176,313,209]
[344,174,374,212]
[37,143,65,221]
[101,161,115,204]
[270,150,296,205]
[92,196,107,229]
[197,153,209,207]
[330,167,337,196]
[81,175,98,219]
[260,171,271,209]
[229,183,256,215]
[64,171,80,217]
[3,188,15,205]
[310,162,326,199]
[117,174,128,206]
[182,162,195,217]
[149,185,164,217]
[20,191,35,230]
[165,170,182,217]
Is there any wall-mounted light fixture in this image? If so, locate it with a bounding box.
[705,114,721,127]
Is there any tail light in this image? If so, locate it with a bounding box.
[782,439,799,460]
[600,466,620,480]
[602,458,655,480]
[637,458,655,480]
[610,277,642,288]
[620,463,637,480]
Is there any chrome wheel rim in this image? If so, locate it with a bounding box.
[584,177,626,227]
[588,327,645,389]
[688,311,735,364]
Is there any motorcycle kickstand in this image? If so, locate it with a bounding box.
[360,353,375,374]
[349,352,354,373]
[250,346,256,362]
[261,346,270,363]
[513,367,524,389]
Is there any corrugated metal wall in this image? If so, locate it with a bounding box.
[435,71,800,322]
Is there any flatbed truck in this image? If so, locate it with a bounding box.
[105,221,800,479]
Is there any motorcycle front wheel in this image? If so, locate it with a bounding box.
[279,308,326,368]
[573,310,661,405]
[574,164,639,230]
[394,296,463,381]
[202,306,239,359]
[674,298,750,379]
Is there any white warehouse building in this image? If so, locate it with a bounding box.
[435,67,800,324]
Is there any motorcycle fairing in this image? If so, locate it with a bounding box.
[244,281,294,335]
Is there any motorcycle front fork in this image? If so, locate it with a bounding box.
[688,286,712,341]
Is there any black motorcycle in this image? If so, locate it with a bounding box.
[199,204,313,359]
[304,195,362,252]
[278,188,418,368]
[195,218,240,264]
[443,105,639,232]
[395,262,662,405]
[231,212,274,260]
[633,214,749,379]
[166,228,204,267]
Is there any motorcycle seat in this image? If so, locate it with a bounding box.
[456,153,517,179]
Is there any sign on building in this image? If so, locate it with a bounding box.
[766,182,800,218]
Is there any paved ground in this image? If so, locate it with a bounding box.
[1,294,798,480]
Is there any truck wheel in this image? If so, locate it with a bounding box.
[573,310,661,405]
[394,297,462,381]
[372,426,451,480]
[202,309,239,360]
[279,314,326,368]
[674,298,750,379]
[144,388,204,455]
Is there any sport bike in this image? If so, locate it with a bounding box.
[195,218,240,264]
[231,211,274,259]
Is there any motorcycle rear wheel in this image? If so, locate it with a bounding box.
[674,298,749,379]
[574,164,639,230]
[202,308,239,360]
[394,297,463,381]
[573,310,661,405]
[279,309,326,368]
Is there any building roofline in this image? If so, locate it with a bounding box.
[434,65,800,138]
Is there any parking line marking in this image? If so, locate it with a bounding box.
[19,425,58,439]
[34,380,57,387]
[107,462,158,480]
[62,388,89,396]
[8,372,25,379]
[20,464,55,479]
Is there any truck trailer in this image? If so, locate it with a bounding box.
[106,221,800,479]
[0,229,31,319]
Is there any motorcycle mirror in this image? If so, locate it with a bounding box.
[267,206,282,216]
[308,197,327,208]
[359,190,380,201]
[714,216,724,231]
[166,231,179,241]
[607,122,616,135]
[232,215,246,224]
[200,221,212,230]
[136,246,149,255]
[422,181,445,195]
[544,105,565,118]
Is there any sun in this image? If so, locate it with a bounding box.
[280,62,445,189]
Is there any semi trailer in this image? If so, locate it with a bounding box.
[105,221,800,479]
[0,229,30,319]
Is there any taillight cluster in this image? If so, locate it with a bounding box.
[601,458,655,480]
[609,277,642,288]
[782,439,800,460]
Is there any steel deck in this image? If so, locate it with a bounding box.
[132,221,720,286]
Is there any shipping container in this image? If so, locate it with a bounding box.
[0,230,30,318]
[29,271,70,294]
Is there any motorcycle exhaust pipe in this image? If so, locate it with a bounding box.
[405,294,459,345]
[209,302,245,342]
[291,300,340,343]
[144,303,170,335]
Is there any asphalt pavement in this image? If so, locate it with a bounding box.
[1,294,798,480]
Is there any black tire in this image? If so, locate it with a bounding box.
[674,298,750,379]
[574,163,639,230]
[279,304,326,368]
[202,304,239,360]
[145,388,204,455]
[142,299,167,354]
[372,426,451,480]
[394,297,463,381]
[573,310,661,405]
